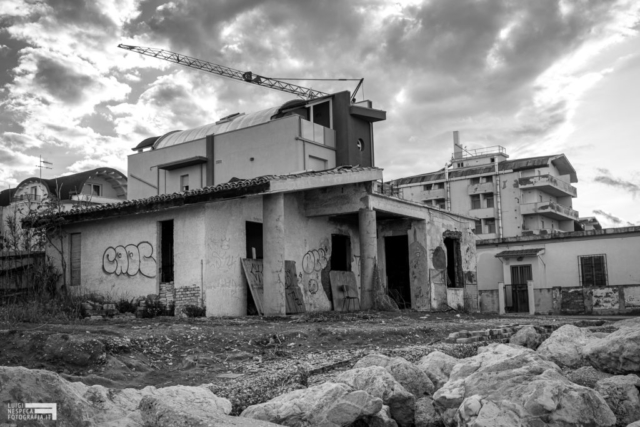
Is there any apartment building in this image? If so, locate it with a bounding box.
[392,132,580,239]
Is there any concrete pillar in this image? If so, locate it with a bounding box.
[527,280,535,315]
[263,193,286,316]
[359,208,377,309]
[498,282,505,314]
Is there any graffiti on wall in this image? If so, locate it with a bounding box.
[103,242,157,278]
[302,243,330,295]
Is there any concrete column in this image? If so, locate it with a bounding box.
[498,282,505,314]
[263,193,286,316]
[527,280,535,315]
[359,208,377,309]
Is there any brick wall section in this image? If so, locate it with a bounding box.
[174,285,203,316]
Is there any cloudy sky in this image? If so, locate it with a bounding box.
[0,0,638,227]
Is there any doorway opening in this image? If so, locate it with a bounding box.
[444,236,463,288]
[331,234,351,271]
[508,265,531,313]
[384,235,411,309]
[160,220,174,283]
[245,222,263,259]
[245,222,263,315]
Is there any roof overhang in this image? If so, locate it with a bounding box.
[551,155,578,183]
[157,156,208,171]
[349,105,386,122]
[495,248,545,258]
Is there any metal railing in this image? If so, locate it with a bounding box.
[454,145,506,159]
[300,118,336,148]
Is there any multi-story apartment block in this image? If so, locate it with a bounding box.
[392,132,580,239]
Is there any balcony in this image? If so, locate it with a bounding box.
[300,118,336,148]
[422,188,446,200]
[70,194,122,204]
[467,182,494,195]
[520,201,579,221]
[469,207,495,219]
[518,174,577,197]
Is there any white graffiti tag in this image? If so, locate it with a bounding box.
[103,242,157,278]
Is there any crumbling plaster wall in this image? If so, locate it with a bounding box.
[51,204,205,300]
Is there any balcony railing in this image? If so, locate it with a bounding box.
[454,145,506,159]
[300,118,336,148]
[518,174,577,197]
[520,201,579,220]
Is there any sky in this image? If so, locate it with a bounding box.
[0,0,638,228]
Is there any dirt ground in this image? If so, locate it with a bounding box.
[0,310,602,394]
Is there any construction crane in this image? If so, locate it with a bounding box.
[118,44,359,100]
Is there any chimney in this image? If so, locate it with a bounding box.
[453,131,463,160]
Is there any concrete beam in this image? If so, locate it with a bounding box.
[263,193,286,316]
[269,169,382,194]
[304,184,369,217]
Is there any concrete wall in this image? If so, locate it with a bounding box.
[128,139,207,200]
[50,204,205,300]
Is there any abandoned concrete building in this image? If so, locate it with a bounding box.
[0,168,128,244]
[391,132,580,240]
[476,226,640,315]
[41,167,478,316]
[33,92,479,317]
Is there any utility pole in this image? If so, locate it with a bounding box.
[36,155,53,179]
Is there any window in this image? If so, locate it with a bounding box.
[435,198,446,209]
[541,220,545,229]
[423,184,432,191]
[457,162,464,168]
[180,175,189,192]
[579,255,607,287]
[539,194,543,202]
[470,177,480,185]
[470,195,481,209]
[484,193,494,208]
[474,220,482,234]
[434,183,444,190]
[485,218,496,234]
[490,157,495,163]
[91,184,101,197]
[484,176,493,183]
[70,233,81,286]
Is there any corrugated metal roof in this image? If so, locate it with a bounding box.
[154,106,281,149]
[495,248,544,258]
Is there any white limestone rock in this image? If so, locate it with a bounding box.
[433,343,616,427]
[416,351,458,392]
[595,374,640,427]
[537,324,597,368]
[240,382,382,427]
[509,325,543,349]
[586,327,640,374]
[334,366,415,427]
[353,353,435,398]
[414,396,442,427]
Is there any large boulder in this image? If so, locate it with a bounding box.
[240,382,382,427]
[0,366,271,426]
[585,327,640,374]
[334,366,415,427]
[595,374,640,427]
[537,324,597,368]
[353,353,435,398]
[434,344,616,427]
[414,397,442,427]
[565,366,613,389]
[416,351,458,392]
[360,405,398,427]
[509,325,543,350]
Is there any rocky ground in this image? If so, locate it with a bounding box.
[1,311,639,426]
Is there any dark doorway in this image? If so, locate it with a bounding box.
[245,222,263,259]
[384,235,411,309]
[509,265,531,313]
[160,220,174,283]
[444,237,463,288]
[245,222,263,315]
[331,234,351,271]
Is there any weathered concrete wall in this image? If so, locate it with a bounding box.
[533,288,553,314]
[479,290,499,313]
[447,288,464,310]
[50,204,205,300]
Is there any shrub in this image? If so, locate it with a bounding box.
[183,305,206,318]
[115,298,137,314]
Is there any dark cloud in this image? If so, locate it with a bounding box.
[594,171,639,197]
[593,209,635,226]
[34,58,94,104]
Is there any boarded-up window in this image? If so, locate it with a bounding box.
[70,233,81,286]
[579,255,607,287]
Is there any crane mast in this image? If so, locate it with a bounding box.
[118,44,329,100]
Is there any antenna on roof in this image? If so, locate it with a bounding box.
[36,155,53,180]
